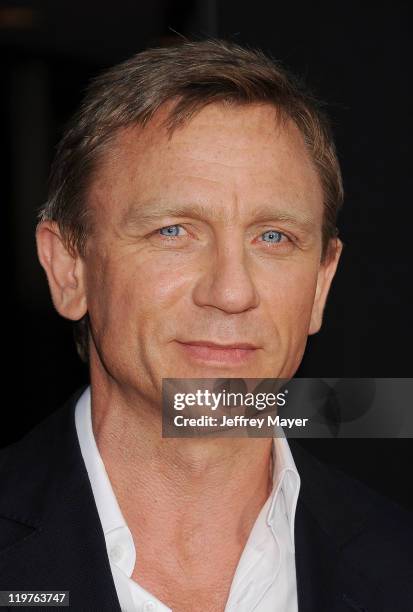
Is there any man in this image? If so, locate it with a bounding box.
[0,40,412,611]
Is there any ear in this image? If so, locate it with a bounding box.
[36,221,87,321]
[309,238,343,335]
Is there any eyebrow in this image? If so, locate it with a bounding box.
[121,201,317,233]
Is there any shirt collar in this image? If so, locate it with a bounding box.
[268,436,301,550]
[75,386,136,576]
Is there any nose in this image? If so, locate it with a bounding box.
[192,235,260,314]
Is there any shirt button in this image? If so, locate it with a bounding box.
[143,601,157,611]
[109,544,124,563]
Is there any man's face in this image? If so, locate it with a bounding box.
[82,103,340,401]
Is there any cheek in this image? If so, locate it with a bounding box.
[117,251,198,335]
[86,251,193,335]
[259,261,319,330]
[138,255,193,304]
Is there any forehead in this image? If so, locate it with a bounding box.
[89,102,323,226]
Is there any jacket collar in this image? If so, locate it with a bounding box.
[289,439,383,612]
[0,385,121,611]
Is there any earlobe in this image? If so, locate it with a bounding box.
[309,238,343,335]
[36,221,87,321]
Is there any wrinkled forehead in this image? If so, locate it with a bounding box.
[87,102,323,229]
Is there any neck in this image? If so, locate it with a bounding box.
[89,375,274,561]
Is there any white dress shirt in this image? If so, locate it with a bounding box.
[75,386,300,611]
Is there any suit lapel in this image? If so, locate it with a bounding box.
[0,387,121,611]
[294,497,340,611]
[290,440,380,612]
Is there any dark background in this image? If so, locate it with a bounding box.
[2,1,412,509]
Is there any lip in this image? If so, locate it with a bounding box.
[176,340,260,365]
[179,340,259,349]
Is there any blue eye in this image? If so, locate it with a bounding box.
[261,230,284,243]
[159,225,183,237]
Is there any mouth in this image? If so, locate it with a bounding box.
[175,340,260,365]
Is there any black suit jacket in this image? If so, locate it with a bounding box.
[0,386,412,611]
